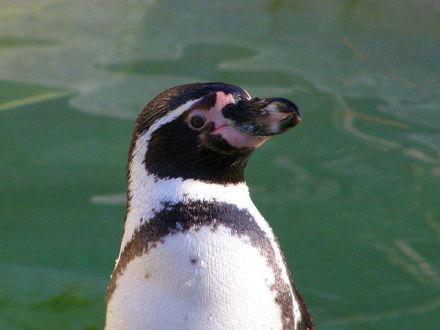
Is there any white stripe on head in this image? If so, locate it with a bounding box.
[241,87,252,99]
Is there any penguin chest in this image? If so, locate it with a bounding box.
[106,225,284,330]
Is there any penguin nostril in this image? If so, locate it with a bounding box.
[221,103,236,119]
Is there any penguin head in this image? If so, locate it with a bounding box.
[130,82,301,184]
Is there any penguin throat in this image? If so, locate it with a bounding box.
[144,152,249,185]
[126,172,253,216]
[121,175,253,253]
[143,120,251,184]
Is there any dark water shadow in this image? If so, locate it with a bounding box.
[0,36,59,48]
[98,42,312,88]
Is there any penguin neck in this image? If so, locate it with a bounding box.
[128,173,252,213]
[119,131,255,253]
[120,166,254,254]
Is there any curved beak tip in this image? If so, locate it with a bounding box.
[267,99,301,132]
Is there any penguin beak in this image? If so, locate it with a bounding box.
[222,98,301,137]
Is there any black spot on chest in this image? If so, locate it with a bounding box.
[107,201,314,329]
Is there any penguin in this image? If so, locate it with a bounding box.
[105,82,314,330]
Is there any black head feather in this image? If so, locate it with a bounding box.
[129,82,251,184]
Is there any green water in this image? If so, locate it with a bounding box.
[0,1,439,329]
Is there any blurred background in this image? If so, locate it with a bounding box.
[0,0,439,329]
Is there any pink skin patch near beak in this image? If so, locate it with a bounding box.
[187,92,268,149]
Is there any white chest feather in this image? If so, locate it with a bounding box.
[106,225,284,330]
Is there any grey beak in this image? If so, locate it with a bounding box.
[222,97,301,136]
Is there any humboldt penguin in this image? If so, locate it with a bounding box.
[105,82,314,330]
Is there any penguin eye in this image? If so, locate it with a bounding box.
[189,114,207,130]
